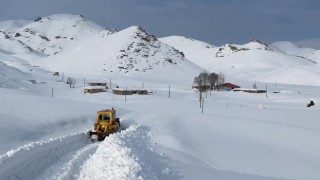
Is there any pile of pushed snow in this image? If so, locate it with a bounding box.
[79,124,159,180]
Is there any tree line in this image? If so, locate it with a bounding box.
[193,71,225,104]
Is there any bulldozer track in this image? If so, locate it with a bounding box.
[0,132,96,180]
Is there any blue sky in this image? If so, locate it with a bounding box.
[0,0,319,45]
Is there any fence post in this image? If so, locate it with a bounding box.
[202,97,204,114]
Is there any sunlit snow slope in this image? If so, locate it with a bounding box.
[37,26,202,78]
[162,36,320,86]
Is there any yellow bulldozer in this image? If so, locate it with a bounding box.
[89,108,120,141]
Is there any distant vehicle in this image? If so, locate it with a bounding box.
[89,108,120,141]
[307,100,315,107]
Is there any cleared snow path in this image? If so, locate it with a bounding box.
[0,120,171,180]
[35,143,99,180]
[0,132,90,180]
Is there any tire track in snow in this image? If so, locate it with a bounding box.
[35,143,99,180]
[0,120,176,180]
[0,132,91,180]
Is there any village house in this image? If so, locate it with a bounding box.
[83,82,108,94]
[112,88,148,95]
[215,83,241,91]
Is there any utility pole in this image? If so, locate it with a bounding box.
[266,85,268,99]
[169,85,171,98]
[84,78,86,87]
[61,73,64,82]
[51,87,54,98]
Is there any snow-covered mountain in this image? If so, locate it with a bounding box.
[159,35,217,68]
[161,36,320,85]
[0,30,39,54]
[271,41,318,63]
[2,14,113,56]
[1,14,318,86]
[308,50,320,63]
[271,41,316,56]
[38,26,200,77]
[214,39,273,58]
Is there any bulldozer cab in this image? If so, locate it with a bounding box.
[96,108,116,125]
[100,114,110,121]
[90,108,120,141]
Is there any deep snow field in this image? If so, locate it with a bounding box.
[1,69,320,180]
[1,14,320,180]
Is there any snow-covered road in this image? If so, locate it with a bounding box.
[0,120,173,180]
[35,142,99,180]
[0,132,90,180]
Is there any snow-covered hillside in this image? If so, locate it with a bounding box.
[37,26,200,77]
[0,60,30,88]
[159,35,217,70]
[306,49,320,63]
[271,41,316,57]
[0,30,39,55]
[271,41,318,63]
[162,37,320,86]
[3,14,112,56]
[0,20,30,31]
[215,39,272,57]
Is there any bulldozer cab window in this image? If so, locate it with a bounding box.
[102,114,110,121]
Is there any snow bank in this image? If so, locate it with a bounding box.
[0,132,89,179]
[79,124,159,180]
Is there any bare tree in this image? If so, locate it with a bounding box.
[208,72,219,90]
[194,72,210,106]
[66,77,76,88]
[217,72,225,91]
